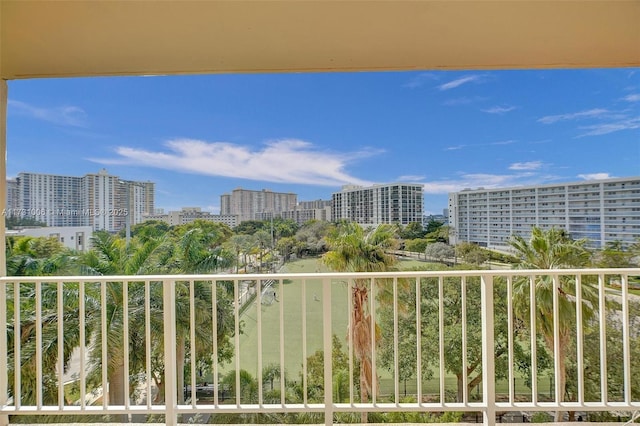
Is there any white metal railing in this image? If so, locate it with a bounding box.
[1,269,639,425]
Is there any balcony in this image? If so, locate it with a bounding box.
[2,269,639,425]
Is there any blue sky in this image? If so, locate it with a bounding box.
[6,68,640,215]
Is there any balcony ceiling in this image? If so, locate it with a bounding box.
[1,0,639,80]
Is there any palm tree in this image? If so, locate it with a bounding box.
[322,222,398,420]
[509,227,597,421]
[6,236,88,406]
[81,231,165,408]
[161,226,235,405]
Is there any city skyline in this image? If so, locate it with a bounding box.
[6,68,639,215]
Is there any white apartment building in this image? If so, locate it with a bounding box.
[14,169,155,233]
[220,188,297,224]
[332,183,424,227]
[448,177,640,250]
[144,207,238,228]
[6,226,93,252]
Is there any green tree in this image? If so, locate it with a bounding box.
[119,219,171,241]
[427,225,452,243]
[160,226,235,404]
[424,242,454,263]
[424,219,445,235]
[322,222,398,420]
[295,220,331,256]
[509,227,597,421]
[399,222,425,240]
[6,238,88,407]
[276,236,299,262]
[404,238,431,255]
[81,231,166,408]
[233,220,266,235]
[6,236,76,276]
[254,229,272,272]
[595,240,634,268]
[300,335,350,403]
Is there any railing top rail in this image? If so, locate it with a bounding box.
[1,267,639,283]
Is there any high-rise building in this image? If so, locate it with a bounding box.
[220,188,297,223]
[5,178,19,214]
[14,169,155,232]
[448,177,640,250]
[332,183,424,226]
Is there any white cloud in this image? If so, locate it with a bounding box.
[420,172,548,194]
[578,173,613,180]
[490,140,515,146]
[397,175,426,182]
[8,99,87,127]
[91,138,378,187]
[577,116,640,137]
[437,75,481,91]
[445,140,514,151]
[482,105,516,114]
[537,108,609,124]
[403,73,438,89]
[622,94,640,102]
[443,96,488,106]
[509,161,543,171]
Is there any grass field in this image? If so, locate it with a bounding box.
[232,257,349,381]
[224,256,553,398]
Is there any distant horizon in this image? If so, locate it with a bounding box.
[7,68,639,215]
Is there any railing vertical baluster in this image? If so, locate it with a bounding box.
[415,277,422,405]
[393,277,399,404]
[163,279,178,426]
[13,281,21,410]
[212,279,219,407]
[123,280,130,411]
[36,280,43,409]
[438,276,445,403]
[302,279,308,406]
[507,276,515,404]
[322,276,333,426]
[189,280,197,408]
[552,274,561,405]
[370,277,376,404]
[80,280,86,410]
[598,274,608,404]
[575,274,585,405]
[100,281,108,409]
[621,273,631,404]
[481,274,496,426]
[145,280,151,411]
[280,279,286,405]
[461,276,468,404]
[234,279,241,406]
[257,280,264,406]
[529,275,538,405]
[348,278,354,405]
[57,279,64,408]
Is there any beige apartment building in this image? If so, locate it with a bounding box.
[220,188,297,224]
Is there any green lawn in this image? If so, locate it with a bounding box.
[230,257,349,380]
[225,256,549,399]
